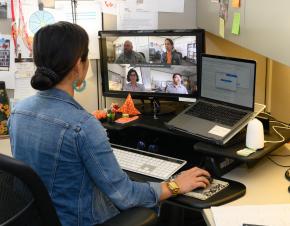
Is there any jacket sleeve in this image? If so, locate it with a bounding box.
[75,115,161,210]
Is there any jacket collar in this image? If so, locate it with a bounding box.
[37,88,84,110]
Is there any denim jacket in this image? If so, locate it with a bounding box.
[8,88,161,226]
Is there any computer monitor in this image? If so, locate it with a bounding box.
[99,29,205,103]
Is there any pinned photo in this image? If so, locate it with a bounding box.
[0,0,8,19]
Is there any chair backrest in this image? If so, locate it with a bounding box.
[0,154,62,226]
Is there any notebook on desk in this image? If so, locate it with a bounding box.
[167,54,257,145]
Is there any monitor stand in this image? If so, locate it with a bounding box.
[136,98,175,118]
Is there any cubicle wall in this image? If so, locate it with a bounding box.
[196,0,290,122]
[197,0,290,67]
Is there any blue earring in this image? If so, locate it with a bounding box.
[73,80,86,92]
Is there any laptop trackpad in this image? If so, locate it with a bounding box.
[208,125,231,137]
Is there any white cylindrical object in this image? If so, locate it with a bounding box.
[246,118,264,150]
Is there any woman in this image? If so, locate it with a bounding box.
[123,68,145,92]
[161,38,181,65]
[8,22,210,226]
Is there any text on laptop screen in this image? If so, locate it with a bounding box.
[201,56,256,109]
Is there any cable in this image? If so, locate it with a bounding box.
[267,156,290,168]
[71,0,77,23]
[264,125,290,144]
[269,154,290,157]
[269,120,290,128]
[260,112,290,126]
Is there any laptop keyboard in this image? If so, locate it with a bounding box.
[185,102,248,127]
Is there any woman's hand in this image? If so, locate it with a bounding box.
[160,167,211,200]
[174,167,211,194]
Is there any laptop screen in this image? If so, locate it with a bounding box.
[200,54,256,110]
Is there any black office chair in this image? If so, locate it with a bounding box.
[0,154,158,226]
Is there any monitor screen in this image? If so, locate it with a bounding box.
[99,29,205,100]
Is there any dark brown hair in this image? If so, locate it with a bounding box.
[31,21,89,90]
[127,69,139,82]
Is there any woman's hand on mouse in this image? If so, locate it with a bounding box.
[174,167,211,194]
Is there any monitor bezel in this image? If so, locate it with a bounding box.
[99,29,205,100]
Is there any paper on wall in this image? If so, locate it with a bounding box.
[0,0,11,19]
[135,0,157,12]
[231,0,240,8]
[0,34,15,89]
[117,2,158,30]
[157,0,184,13]
[231,12,240,35]
[15,62,36,78]
[219,0,229,21]
[219,17,225,38]
[99,0,118,15]
[14,77,36,100]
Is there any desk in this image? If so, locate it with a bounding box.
[203,143,290,226]
[103,114,290,210]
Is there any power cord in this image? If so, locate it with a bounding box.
[267,156,290,168]
[261,113,290,144]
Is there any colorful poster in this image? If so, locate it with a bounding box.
[0,35,15,89]
[11,0,38,60]
[0,37,10,71]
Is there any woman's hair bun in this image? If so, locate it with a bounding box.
[31,67,60,91]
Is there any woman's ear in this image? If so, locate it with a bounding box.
[72,58,82,76]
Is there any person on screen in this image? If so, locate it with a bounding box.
[115,40,146,64]
[123,68,145,92]
[166,73,188,94]
[161,38,181,65]
[8,22,211,226]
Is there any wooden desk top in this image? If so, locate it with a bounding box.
[203,143,290,226]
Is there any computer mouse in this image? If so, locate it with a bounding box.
[205,176,213,184]
[285,168,290,181]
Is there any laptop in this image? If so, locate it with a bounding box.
[167,54,257,145]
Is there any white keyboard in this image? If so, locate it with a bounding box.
[112,145,186,180]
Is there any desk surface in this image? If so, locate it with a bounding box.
[203,143,290,226]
